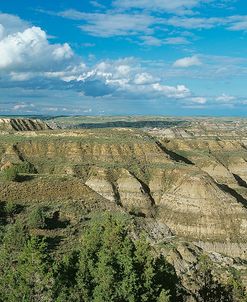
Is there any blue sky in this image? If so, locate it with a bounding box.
[0,0,247,116]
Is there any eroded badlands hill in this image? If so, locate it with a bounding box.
[1,123,247,259]
[0,118,51,132]
[1,118,247,297]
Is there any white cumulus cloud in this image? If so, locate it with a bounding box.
[134,73,155,85]
[13,102,35,111]
[190,96,207,104]
[173,55,202,68]
[216,94,236,102]
[0,13,29,37]
[0,25,74,71]
[152,83,191,98]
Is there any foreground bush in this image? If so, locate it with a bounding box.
[0,235,53,302]
[28,207,46,229]
[16,161,37,174]
[2,166,19,182]
[1,161,36,182]
[4,200,18,216]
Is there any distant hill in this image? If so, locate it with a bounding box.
[0,118,51,132]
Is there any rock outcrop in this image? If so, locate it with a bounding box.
[0,118,51,132]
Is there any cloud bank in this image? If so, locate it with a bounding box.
[1,9,246,115]
[0,13,195,109]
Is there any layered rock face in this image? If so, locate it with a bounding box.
[0,118,51,132]
[154,168,247,242]
[86,167,116,203]
[1,125,247,258]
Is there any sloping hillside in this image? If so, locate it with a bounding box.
[0,118,51,132]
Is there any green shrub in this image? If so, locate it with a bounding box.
[2,166,19,182]
[1,220,29,254]
[0,235,53,302]
[28,207,46,229]
[4,200,18,216]
[16,161,36,174]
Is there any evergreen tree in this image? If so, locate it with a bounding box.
[28,206,46,229]
[0,236,54,302]
[75,213,173,302]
